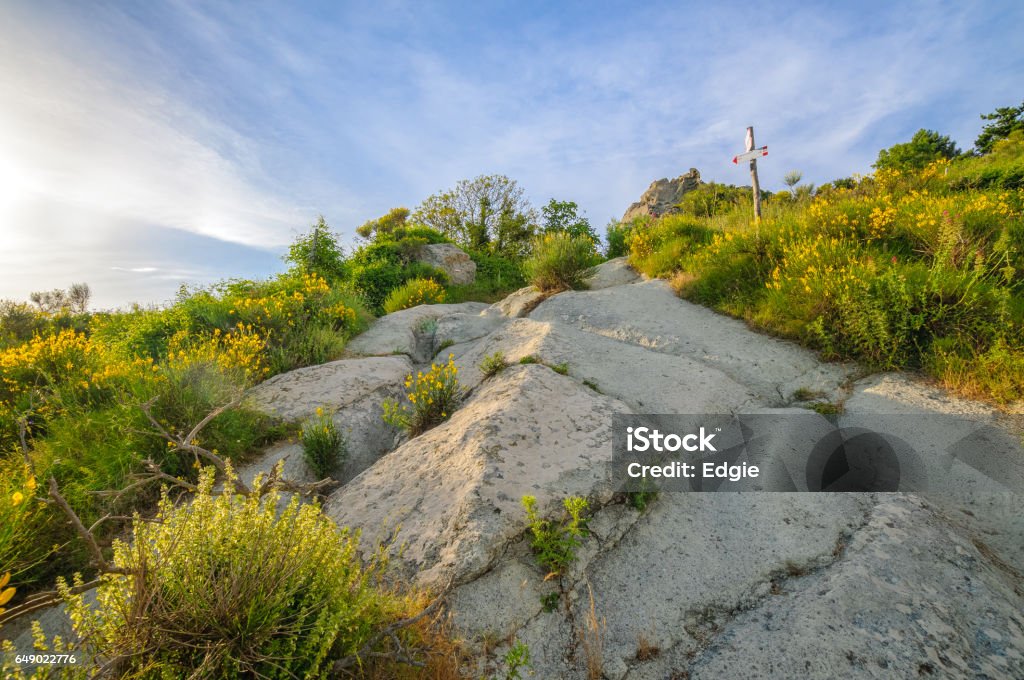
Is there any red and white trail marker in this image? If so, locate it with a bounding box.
[733,126,766,222]
[732,146,768,164]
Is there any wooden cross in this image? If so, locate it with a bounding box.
[732,126,767,222]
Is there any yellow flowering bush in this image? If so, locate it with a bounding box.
[0,466,45,587]
[382,277,447,314]
[51,466,408,678]
[383,355,462,435]
[627,153,1024,401]
[166,323,268,385]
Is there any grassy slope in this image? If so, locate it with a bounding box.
[627,143,1024,405]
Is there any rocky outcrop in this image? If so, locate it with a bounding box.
[21,258,1022,677]
[621,168,702,222]
[323,364,624,585]
[345,302,489,361]
[415,243,476,285]
[585,256,641,290]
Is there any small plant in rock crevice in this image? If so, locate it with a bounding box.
[383,354,462,435]
[521,494,588,577]
[495,640,532,680]
[480,351,509,377]
[300,406,346,477]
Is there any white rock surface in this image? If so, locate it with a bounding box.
[346,302,489,360]
[324,364,625,585]
[530,279,855,404]
[450,317,758,413]
[586,257,641,290]
[482,285,548,318]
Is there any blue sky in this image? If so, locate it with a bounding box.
[1,0,1022,308]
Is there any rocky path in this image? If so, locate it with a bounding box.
[17,260,1020,677]
[245,258,1024,678]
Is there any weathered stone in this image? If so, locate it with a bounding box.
[529,279,856,405]
[482,286,548,318]
[621,168,702,222]
[415,243,476,285]
[585,256,641,290]
[323,364,625,586]
[451,317,758,413]
[345,302,488,360]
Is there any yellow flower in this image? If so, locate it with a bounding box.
[25,476,36,491]
[11,491,24,506]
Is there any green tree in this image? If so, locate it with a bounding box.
[412,175,538,254]
[541,199,598,244]
[356,207,411,240]
[284,215,347,281]
[975,100,1024,155]
[874,129,960,171]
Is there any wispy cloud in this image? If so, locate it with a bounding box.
[1,0,1022,308]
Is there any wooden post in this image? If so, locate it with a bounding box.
[746,126,762,223]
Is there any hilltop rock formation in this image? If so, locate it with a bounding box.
[621,168,702,222]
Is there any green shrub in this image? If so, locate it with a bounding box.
[524,232,598,292]
[51,467,405,678]
[497,641,532,680]
[383,277,447,314]
[382,355,462,435]
[480,351,509,377]
[604,219,633,258]
[521,494,588,576]
[446,250,526,304]
[300,408,346,478]
[518,354,540,365]
[677,182,746,218]
[550,362,569,375]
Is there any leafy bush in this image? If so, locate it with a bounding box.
[541,199,598,243]
[521,494,588,576]
[480,351,509,377]
[524,232,599,292]
[382,355,462,435]
[284,215,349,282]
[52,468,406,678]
[604,219,633,258]
[874,129,960,171]
[383,277,447,314]
[676,182,747,218]
[300,407,346,477]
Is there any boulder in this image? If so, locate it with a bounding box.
[529,279,855,405]
[345,302,488,361]
[323,364,626,586]
[243,356,411,483]
[415,243,476,285]
[621,168,702,222]
[482,286,548,319]
[585,256,641,290]
[450,317,758,413]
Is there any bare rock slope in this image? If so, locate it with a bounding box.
[260,258,1024,678]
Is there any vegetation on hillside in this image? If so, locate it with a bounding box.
[0,170,593,673]
[626,102,1024,403]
